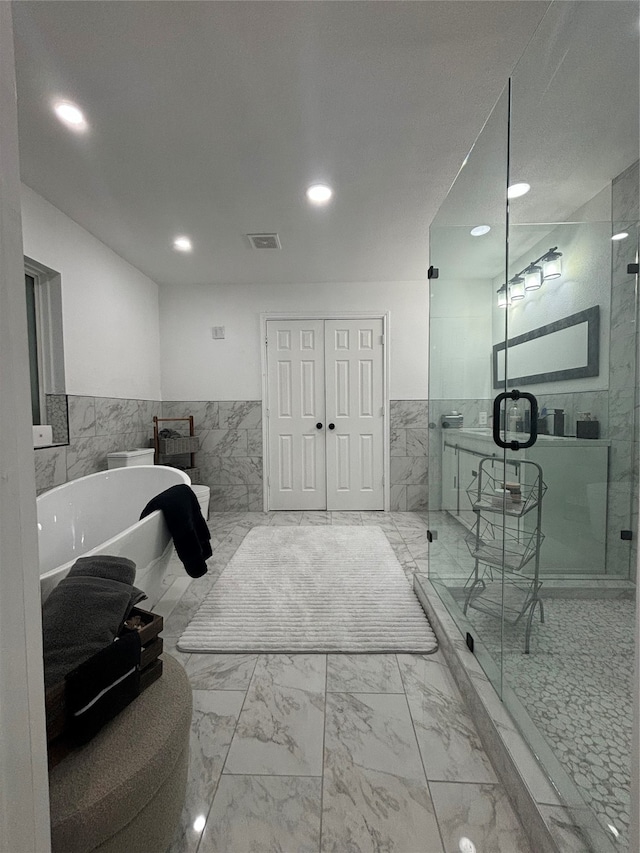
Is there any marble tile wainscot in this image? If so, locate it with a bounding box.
[390,400,429,511]
[34,394,162,493]
[162,401,263,513]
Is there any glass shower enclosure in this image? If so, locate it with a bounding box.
[423,2,639,850]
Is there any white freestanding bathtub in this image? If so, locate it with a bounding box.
[37,465,191,606]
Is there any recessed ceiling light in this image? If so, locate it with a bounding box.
[611,231,629,241]
[507,182,530,199]
[53,100,88,131]
[173,236,192,252]
[470,225,491,237]
[306,184,333,205]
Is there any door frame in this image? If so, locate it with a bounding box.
[260,311,391,512]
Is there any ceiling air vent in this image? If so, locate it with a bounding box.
[247,233,281,250]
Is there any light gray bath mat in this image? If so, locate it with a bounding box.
[178,525,437,653]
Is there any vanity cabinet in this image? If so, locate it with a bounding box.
[441,429,610,574]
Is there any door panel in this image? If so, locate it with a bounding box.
[324,319,384,510]
[267,320,326,510]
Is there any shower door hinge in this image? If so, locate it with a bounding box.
[427,265,439,279]
[627,263,639,275]
[621,529,633,540]
[427,530,437,542]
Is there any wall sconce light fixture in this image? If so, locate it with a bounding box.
[497,284,510,309]
[496,246,562,307]
[542,248,563,280]
[524,264,543,290]
[509,274,526,301]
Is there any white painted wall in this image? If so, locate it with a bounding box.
[491,219,611,395]
[159,281,429,400]
[429,277,494,400]
[20,185,162,399]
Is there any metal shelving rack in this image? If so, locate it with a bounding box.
[152,415,200,481]
[462,457,546,653]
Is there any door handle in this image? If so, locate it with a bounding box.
[492,391,538,450]
[328,423,335,430]
[316,423,323,429]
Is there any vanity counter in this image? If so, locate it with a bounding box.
[441,428,610,573]
[453,427,610,449]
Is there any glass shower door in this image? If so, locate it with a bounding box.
[427,83,511,697]
[427,3,638,849]
[503,3,640,847]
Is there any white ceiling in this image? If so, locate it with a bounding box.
[13,1,636,289]
[11,0,554,286]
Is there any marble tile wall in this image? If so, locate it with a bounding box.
[34,394,161,494]
[162,401,262,513]
[608,159,639,578]
[162,399,429,513]
[390,400,430,511]
[35,395,430,513]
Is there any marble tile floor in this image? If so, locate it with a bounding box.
[156,511,534,853]
[425,512,634,850]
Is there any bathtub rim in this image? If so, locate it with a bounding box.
[37,465,191,594]
[36,464,191,503]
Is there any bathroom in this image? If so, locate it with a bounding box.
[1,1,639,851]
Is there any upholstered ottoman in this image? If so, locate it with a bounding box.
[49,653,192,853]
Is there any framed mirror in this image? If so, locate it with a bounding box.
[493,305,600,388]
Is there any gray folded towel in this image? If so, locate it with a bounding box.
[42,555,146,687]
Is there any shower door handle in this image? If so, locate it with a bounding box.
[492,391,538,450]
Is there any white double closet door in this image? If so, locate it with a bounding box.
[266,318,385,511]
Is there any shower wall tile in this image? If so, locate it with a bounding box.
[612,159,639,221]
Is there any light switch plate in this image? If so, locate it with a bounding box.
[211,326,225,339]
[479,411,488,426]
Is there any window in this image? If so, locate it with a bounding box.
[25,272,43,424]
[24,259,67,443]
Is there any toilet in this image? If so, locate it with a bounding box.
[191,484,210,521]
[107,449,155,468]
